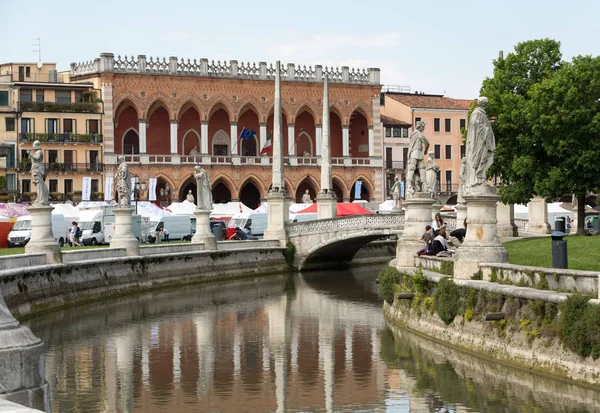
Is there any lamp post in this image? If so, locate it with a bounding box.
[134,174,146,214]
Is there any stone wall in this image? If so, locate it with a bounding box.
[0,248,287,319]
[0,254,45,271]
[62,248,127,263]
[352,240,396,265]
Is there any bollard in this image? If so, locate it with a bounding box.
[551,231,568,269]
[554,216,566,233]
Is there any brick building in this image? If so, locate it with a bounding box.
[70,54,383,208]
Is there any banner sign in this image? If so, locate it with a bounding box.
[354,180,363,200]
[82,177,92,201]
[148,178,157,201]
[105,177,113,201]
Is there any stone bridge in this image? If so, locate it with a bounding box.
[287,213,404,270]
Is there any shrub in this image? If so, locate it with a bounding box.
[439,261,454,276]
[434,278,461,325]
[490,268,498,283]
[282,241,296,267]
[378,267,400,304]
[411,268,429,295]
[560,294,595,358]
[471,270,483,280]
[464,308,474,322]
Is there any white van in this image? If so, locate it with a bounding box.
[227,212,268,239]
[80,206,115,245]
[145,215,193,243]
[290,213,318,223]
[7,214,67,247]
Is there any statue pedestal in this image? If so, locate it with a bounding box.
[526,196,551,234]
[264,191,291,246]
[192,209,216,250]
[497,201,518,238]
[25,205,61,264]
[454,190,508,279]
[110,208,139,256]
[455,203,467,229]
[316,192,337,220]
[396,193,435,268]
[0,292,50,411]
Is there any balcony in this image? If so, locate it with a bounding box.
[18,160,103,173]
[385,160,404,171]
[19,101,101,114]
[19,132,103,144]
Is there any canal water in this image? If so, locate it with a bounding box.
[24,265,600,413]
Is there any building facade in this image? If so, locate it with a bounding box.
[0,62,104,203]
[70,53,383,208]
[380,91,472,203]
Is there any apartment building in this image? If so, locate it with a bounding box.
[0,61,104,203]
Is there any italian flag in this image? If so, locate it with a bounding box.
[260,132,272,154]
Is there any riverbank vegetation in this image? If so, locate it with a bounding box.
[503,236,600,271]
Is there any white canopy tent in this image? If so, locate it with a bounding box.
[135,201,172,217]
[210,202,253,221]
[166,200,197,216]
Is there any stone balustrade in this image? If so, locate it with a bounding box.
[71,53,381,85]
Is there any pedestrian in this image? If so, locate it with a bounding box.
[70,221,80,247]
[417,225,434,255]
[161,227,169,242]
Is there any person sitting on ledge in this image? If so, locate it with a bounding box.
[417,225,434,255]
[450,219,467,243]
[428,227,448,256]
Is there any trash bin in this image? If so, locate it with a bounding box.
[594,217,600,234]
[212,224,223,240]
[551,231,568,269]
[554,216,566,233]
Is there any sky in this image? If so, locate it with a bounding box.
[1,0,599,99]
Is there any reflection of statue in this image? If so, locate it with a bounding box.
[406,121,430,197]
[302,189,312,204]
[189,146,199,156]
[425,151,440,199]
[186,189,195,204]
[390,177,401,207]
[30,140,49,206]
[115,156,131,208]
[465,97,495,193]
[194,166,212,210]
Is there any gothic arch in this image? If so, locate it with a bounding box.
[329,104,345,125]
[206,95,234,120]
[121,127,139,155]
[349,103,372,126]
[175,97,204,121]
[114,96,142,122]
[297,131,314,155]
[332,176,349,199]
[350,175,374,201]
[235,98,264,123]
[153,174,175,206]
[182,129,201,155]
[211,174,236,195]
[266,105,291,122]
[212,129,229,154]
[144,94,175,120]
[238,174,266,198]
[291,102,319,123]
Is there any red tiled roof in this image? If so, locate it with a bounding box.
[381,115,411,127]
[386,93,474,110]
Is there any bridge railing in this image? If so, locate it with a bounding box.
[287,213,404,236]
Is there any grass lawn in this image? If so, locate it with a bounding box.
[0,244,109,256]
[503,235,600,271]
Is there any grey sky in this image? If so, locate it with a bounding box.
[1,0,598,99]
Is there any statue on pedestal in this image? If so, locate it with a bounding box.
[425,151,440,199]
[30,140,49,206]
[115,156,131,208]
[302,189,313,204]
[406,121,430,197]
[465,97,495,193]
[194,165,213,210]
[390,177,401,208]
[186,190,195,204]
[458,158,467,204]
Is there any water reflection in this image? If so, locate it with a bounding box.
[24,266,600,413]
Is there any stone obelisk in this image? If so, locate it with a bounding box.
[316,75,337,219]
[264,61,290,244]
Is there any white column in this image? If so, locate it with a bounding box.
[200,121,209,154]
[139,119,147,154]
[101,83,115,154]
[170,120,178,154]
[230,122,238,155]
[259,123,267,151]
[287,123,295,156]
[342,125,349,157]
[315,124,322,156]
[368,126,374,156]
[526,196,551,234]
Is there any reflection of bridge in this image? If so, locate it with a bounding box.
[287,213,404,270]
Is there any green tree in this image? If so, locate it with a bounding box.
[481,39,600,234]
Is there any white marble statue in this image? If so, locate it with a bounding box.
[390,177,401,207]
[189,146,199,156]
[406,121,430,197]
[465,97,495,193]
[194,165,213,210]
[115,156,131,208]
[302,189,312,204]
[186,189,195,204]
[425,151,440,199]
[458,158,467,204]
[30,140,49,206]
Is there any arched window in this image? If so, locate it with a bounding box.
[212,129,229,156]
